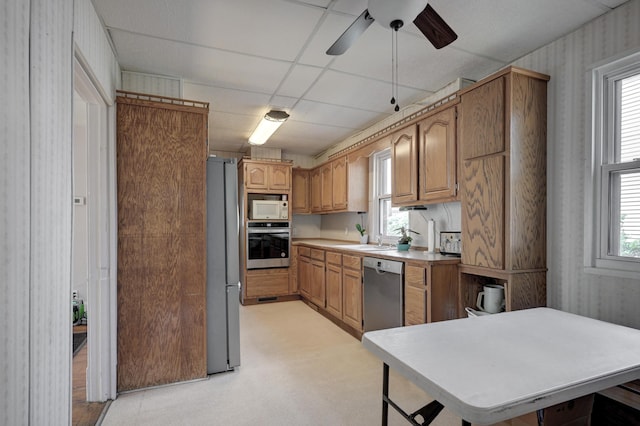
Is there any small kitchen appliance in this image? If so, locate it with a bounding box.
[439,231,461,256]
[250,199,288,220]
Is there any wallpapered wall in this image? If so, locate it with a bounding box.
[2,0,119,424]
[513,0,640,328]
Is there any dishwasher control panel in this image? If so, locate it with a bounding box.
[363,257,404,274]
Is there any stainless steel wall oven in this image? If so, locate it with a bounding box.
[246,222,290,269]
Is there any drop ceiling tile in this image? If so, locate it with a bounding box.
[96,0,326,62]
[437,0,609,62]
[276,65,325,98]
[291,99,384,130]
[183,83,272,115]
[263,121,359,155]
[305,70,430,113]
[111,30,291,93]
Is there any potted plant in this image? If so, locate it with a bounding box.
[395,226,419,251]
[356,223,368,244]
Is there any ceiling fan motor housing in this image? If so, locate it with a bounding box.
[368,0,428,29]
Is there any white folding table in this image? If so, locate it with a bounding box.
[362,308,640,425]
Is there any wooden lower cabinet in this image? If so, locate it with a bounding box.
[325,252,343,319]
[342,255,363,332]
[404,262,459,325]
[245,268,290,298]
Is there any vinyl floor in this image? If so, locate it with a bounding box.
[100,301,538,426]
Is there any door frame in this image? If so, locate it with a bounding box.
[73,56,117,401]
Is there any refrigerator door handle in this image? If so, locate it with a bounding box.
[223,161,240,286]
[226,281,241,368]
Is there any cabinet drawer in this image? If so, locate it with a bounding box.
[298,246,311,257]
[311,249,325,261]
[342,254,361,270]
[405,265,425,289]
[326,251,342,265]
[246,268,290,298]
[405,285,426,325]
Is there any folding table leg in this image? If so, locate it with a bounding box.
[382,363,390,426]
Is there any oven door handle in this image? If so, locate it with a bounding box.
[247,229,290,234]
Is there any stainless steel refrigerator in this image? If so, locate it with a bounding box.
[206,156,241,374]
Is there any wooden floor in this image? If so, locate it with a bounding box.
[73,326,107,426]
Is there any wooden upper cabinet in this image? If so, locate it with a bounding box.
[321,163,333,211]
[243,161,291,192]
[418,106,457,203]
[391,125,419,205]
[310,167,322,212]
[310,154,368,214]
[459,66,549,272]
[269,164,291,191]
[245,162,268,190]
[292,168,310,214]
[459,76,505,160]
[332,157,348,210]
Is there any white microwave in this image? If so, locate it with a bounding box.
[251,200,288,220]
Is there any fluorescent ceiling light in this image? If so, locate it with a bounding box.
[248,110,289,145]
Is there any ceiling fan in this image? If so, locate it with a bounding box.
[326,0,457,55]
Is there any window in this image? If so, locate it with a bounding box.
[373,149,408,242]
[587,51,640,276]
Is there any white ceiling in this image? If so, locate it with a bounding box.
[92,0,628,156]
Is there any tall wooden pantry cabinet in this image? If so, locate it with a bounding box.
[116,92,208,391]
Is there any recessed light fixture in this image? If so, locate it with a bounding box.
[248,110,289,145]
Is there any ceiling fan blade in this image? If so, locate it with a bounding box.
[413,4,457,49]
[326,9,375,55]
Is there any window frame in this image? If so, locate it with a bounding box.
[372,149,407,244]
[585,49,640,278]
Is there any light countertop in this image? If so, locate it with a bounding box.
[292,239,460,264]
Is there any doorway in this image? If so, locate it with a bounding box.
[72,56,117,414]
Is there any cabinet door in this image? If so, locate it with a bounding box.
[321,164,333,211]
[404,265,426,325]
[391,125,418,204]
[292,168,310,213]
[269,164,291,191]
[342,267,362,331]
[418,107,457,202]
[246,268,289,298]
[310,167,322,212]
[427,264,458,322]
[245,163,269,190]
[298,256,311,298]
[459,76,505,160]
[332,157,348,210]
[289,246,298,294]
[325,263,343,319]
[310,259,326,307]
[462,156,505,269]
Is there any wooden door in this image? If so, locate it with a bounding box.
[298,255,311,298]
[461,156,505,269]
[404,265,426,325]
[332,157,348,210]
[269,164,291,191]
[426,264,459,322]
[310,259,326,307]
[289,246,299,294]
[310,167,322,212]
[116,95,207,391]
[245,162,269,190]
[418,107,457,203]
[459,76,505,160]
[342,265,362,331]
[325,263,343,319]
[292,168,310,213]
[391,125,418,204]
[321,163,333,211]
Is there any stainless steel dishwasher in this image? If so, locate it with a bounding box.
[363,257,404,332]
